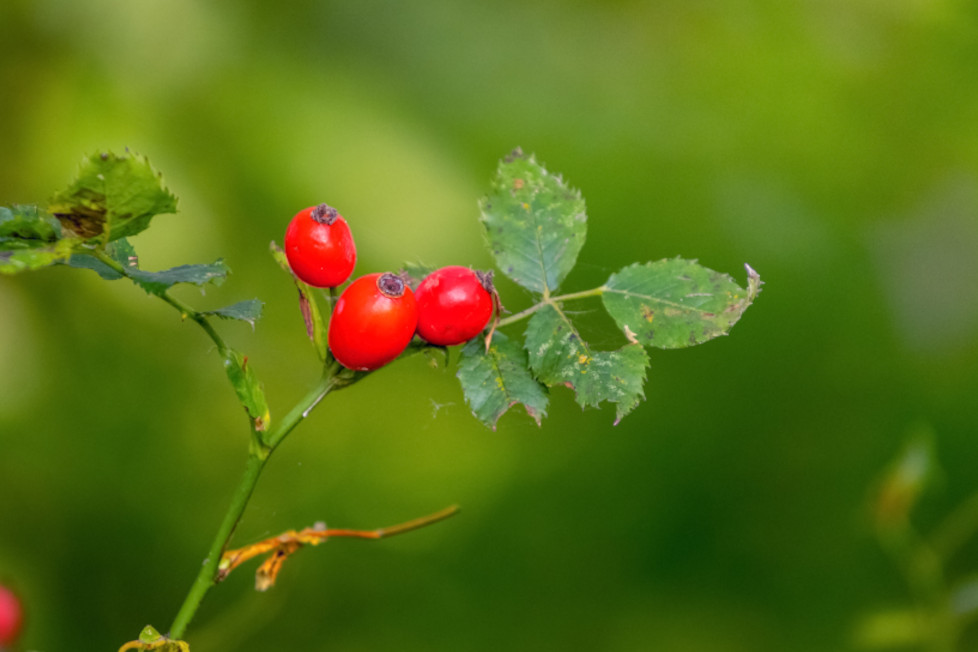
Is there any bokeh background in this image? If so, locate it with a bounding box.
[3,1,978,650]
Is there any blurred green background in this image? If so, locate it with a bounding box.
[3,1,978,650]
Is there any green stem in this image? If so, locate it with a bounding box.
[168,450,267,639]
[92,248,230,357]
[169,369,342,638]
[262,363,351,450]
[91,247,369,638]
[496,285,606,328]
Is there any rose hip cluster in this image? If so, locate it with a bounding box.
[285,204,496,371]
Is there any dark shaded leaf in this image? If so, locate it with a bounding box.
[49,150,177,242]
[602,259,761,349]
[202,299,264,328]
[525,303,648,424]
[127,260,229,295]
[479,148,586,295]
[457,332,549,429]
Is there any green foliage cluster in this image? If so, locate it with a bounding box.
[0,147,759,645]
[1,148,759,433]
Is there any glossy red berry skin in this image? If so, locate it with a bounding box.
[415,266,494,346]
[0,585,23,647]
[284,204,356,288]
[328,273,418,371]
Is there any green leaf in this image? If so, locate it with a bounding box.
[0,204,78,274]
[271,241,328,361]
[525,303,648,424]
[0,239,77,274]
[457,332,549,429]
[49,150,177,242]
[139,625,165,644]
[126,260,229,295]
[202,299,264,328]
[224,349,270,431]
[479,148,586,295]
[0,204,62,248]
[602,259,761,349]
[66,238,138,280]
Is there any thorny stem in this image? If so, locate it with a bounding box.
[495,285,606,328]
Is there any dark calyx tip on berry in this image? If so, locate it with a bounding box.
[311,203,340,225]
[377,272,406,298]
[475,269,495,293]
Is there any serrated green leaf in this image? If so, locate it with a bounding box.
[602,259,761,350]
[66,238,138,280]
[479,148,586,295]
[202,299,264,328]
[224,349,270,431]
[271,241,328,361]
[525,303,648,424]
[457,332,549,429]
[49,150,177,242]
[126,260,229,295]
[0,204,63,248]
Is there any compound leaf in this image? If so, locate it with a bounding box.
[525,303,648,424]
[224,349,270,432]
[602,259,761,349]
[457,332,549,429]
[479,148,586,295]
[49,150,177,242]
[202,299,264,328]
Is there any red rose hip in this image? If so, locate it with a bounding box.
[0,584,23,647]
[328,272,418,370]
[284,203,356,288]
[415,266,495,346]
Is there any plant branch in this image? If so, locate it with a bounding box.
[90,248,368,637]
[168,451,267,640]
[92,248,230,358]
[168,368,343,638]
[217,504,461,590]
[496,285,606,328]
